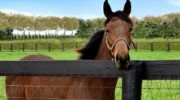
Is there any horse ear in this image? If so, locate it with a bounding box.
[123,0,131,16]
[104,0,113,18]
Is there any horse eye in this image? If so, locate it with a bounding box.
[105,29,110,33]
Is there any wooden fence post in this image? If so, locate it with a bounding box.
[122,62,143,100]
[167,42,170,52]
[10,43,13,52]
[75,42,78,49]
[48,43,51,52]
[61,43,64,52]
[135,42,138,51]
[35,43,38,52]
[0,44,1,52]
[22,43,25,52]
[150,42,154,52]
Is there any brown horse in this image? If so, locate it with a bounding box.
[6,0,134,100]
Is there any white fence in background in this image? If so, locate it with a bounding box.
[12,29,77,36]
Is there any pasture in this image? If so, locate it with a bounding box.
[0,0,179,99]
[1,38,179,43]
[0,50,179,61]
[0,36,180,100]
[0,50,180,100]
[0,38,180,52]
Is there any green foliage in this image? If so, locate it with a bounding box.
[0,12,79,31]
[132,22,160,38]
[0,12,9,29]
[0,30,5,40]
[0,11,180,38]
[132,13,180,38]
[76,19,91,38]
[77,18,105,38]
[0,28,13,40]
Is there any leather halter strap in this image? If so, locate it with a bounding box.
[105,36,130,52]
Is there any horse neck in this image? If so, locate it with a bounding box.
[95,34,118,91]
[95,34,112,60]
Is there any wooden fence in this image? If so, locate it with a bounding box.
[0,60,180,100]
[0,42,83,52]
[0,42,180,52]
[134,42,180,52]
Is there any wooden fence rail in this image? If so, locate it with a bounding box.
[0,60,180,100]
[0,42,84,52]
[135,42,180,52]
[0,42,179,52]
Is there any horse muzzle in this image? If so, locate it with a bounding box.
[113,54,130,70]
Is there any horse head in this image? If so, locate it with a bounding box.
[104,0,133,69]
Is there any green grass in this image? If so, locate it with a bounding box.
[141,80,180,100]
[115,79,180,100]
[0,50,179,61]
[0,77,5,100]
[130,51,180,60]
[0,51,79,61]
[1,38,179,43]
[133,38,180,42]
[1,38,180,52]
[0,51,180,100]
[0,39,87,52]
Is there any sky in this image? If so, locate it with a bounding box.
[0,0,180,19]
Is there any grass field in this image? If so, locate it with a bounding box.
[0,38,180,52]
[0,50,179,61]
[0,50,180,100]
[1,38,180,43]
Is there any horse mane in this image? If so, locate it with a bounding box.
[77,11,134,60]
[77,30,105,60]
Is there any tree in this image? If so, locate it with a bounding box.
[0,12,8,30]
[0,11,179,39]
[0,30,5,40]
[6,28,13,40]
[76,19,90,38]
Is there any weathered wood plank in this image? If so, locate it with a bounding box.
[0,60,123,77]
[143,60,180,80]
[0,60,180,79]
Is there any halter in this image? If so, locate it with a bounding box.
[105,34,130,56]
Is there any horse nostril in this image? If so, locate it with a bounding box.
[105,29,110,33]
[115,54,130,64]
[125,54,130,61]
[114,54,130,69]
[116,54,121,61]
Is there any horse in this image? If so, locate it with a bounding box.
[6,0,134,99]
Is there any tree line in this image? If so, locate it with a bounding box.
[77,13,180,38]
[132,13,180,38]
[0,12,79,30]
[0,11,179,40]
